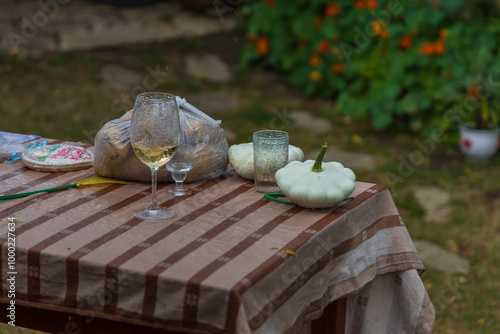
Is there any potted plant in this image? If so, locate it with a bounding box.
[459,69,500,160]
[456,2,500,159]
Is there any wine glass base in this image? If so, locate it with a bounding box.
[132,208,176,221]
[168,189,192,196]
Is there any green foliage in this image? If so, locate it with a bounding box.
[458,49,500,130]
[240,0,500,133]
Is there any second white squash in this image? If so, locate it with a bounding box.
[228,142,304,180]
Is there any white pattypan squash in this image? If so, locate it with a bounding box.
[275,144,356,208]
[228,143,304,180]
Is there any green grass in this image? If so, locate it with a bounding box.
[1,34,500,333]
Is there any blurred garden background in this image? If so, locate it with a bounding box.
[1,0,500,333]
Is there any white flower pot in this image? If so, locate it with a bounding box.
[459,123,499,160]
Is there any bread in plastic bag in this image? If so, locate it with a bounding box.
[93,96,228,183]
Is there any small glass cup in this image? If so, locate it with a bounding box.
[253,130,289,193]
[166,143,193,196]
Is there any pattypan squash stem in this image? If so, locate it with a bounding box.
[312,143,328,173]
[264,193,296,205]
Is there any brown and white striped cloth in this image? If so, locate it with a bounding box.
[0,139,434,334]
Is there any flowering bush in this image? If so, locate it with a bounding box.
[240,0,500,132]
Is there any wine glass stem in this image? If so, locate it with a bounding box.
[149,167,160,211]
[175,180,184,192]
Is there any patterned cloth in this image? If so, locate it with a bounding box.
[0,131,40,144]
[0,139,434,334]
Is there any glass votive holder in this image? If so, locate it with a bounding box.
[253,130,289,193]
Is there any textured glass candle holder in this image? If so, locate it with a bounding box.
[253,130,289,193]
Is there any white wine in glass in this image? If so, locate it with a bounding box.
[130,92,180,221]
[133,141,178,168]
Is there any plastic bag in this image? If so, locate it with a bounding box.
[0,138,25,162]
[93,96,228,183]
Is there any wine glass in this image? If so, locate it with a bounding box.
[166,143,193,196]
[130,92,180,221]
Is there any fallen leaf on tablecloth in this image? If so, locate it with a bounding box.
[478,318,485,325]
[0,176,136,201]
[271,247,278,250]
[281,249,296,256]
[0,217,21,222]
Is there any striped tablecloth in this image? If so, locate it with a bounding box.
[0,139,434,334]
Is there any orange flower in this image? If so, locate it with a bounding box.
[331,63,345,73]
[380,29,390,39]
[256,36,269,56]
[325,3,341,16]
[468,83,477,97]
[439,28,448,39]
[371,21,384,35]
[318,40,330,53]
[309,54,322,66]
[399,34,413,49]
[309,71,322,81]
[365,0,378,9]
[434,40,445,54]
[314,16,323,26]
[266,0,275,7]
[354,0,364,10]
[420,42,434,55]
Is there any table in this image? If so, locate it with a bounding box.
[0,139,435,333]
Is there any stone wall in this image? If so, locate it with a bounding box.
[0,0,236,56]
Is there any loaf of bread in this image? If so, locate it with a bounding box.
[93,98,228,183]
